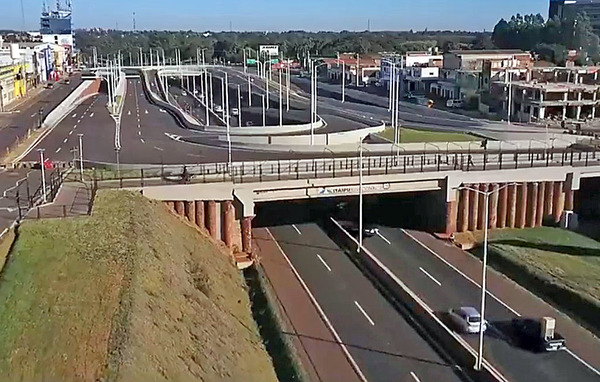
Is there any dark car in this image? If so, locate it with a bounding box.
[339,220,378,238]
[44,82,54,89]
[511,318,566,352]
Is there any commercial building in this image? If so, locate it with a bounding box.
[378,50,443,90]
[327,53,381,86]
[40,1,74,72]
[549,0,600,33]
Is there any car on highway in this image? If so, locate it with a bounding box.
[45,82,54,89]
[215,105,223,113]
[446,99,463,108]
[448,307,487,334]
[181,90,187,96]
[511,317,566,352]
[231,108,239,116]
[339,220,379,238]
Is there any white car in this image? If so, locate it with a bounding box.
[181,90,187,97]
[231,108,239,116]
[448,307,487,334]
[215,105,223,113]
[446,99,464,108]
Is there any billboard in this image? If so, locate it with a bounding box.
[246,58,257,65]
[259,45,279,57]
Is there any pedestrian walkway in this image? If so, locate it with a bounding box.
[26,182,93,219]
[253,227,361,382]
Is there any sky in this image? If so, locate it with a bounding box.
[5,0,549,32]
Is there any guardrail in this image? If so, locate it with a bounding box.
[87,146,599,188]
[5,168,67,221]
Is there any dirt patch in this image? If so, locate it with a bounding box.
[0,190,277,381]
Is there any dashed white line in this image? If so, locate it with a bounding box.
[153,146,164,151]
[68,130,73,135]
[127,110,131,115]
[410,371,421,382]
[291,224,302,235]
[354,301,375,326]
[138,131,141,135]
[30,113,36,118]
[63,138,68,143]
[77,119,81,123]
[55,147,61,153]
[71,113,77,118]
[89,112,94,117]
[316,254,332,272]
[140,138,145,143]
[144,110,148,114]
[419,267,442,287]
[376,230,391,245]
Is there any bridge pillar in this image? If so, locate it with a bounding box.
[565,188,575,211]
[489,183,499,229]
[507,184,517,228]
[445,200,458,235]
[195,201,205,229]
[516,182,528,229]
[458,188,470,232]
[527,183,538,228]
[174,201,185,216]
[185,201,195,222]
[222,201,234,249]
[544,181,554,219]
[241,216,254,254]
[498,183,508,229]
[206,201,219,240]
[166,201,175,212]
[477,184,488,231]
[552,182,564,222]
[536,182,545,227]
[469,185,479,231]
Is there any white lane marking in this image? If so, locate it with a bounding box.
[419,267,442,287]
[159,109,166,113]
[55,147,61,153]
[89,112,94,117]
[265,228,368,382]
[354,301,375,326]
[153,146,164,151]
[127,110,131,115]
[73,124,77,129]
[410,371,421,382]
[138,131,141,135]
[145,110,148,114]
[140,138,145,143]
[30,113,36,118]
[71,113,76,118]
[77,119,81,123]
[376,230,391,245]
[401,229,600,377]
[291,224,302,235]
[68,130,73,135]
[317,254,332,272]
[63,138,68,143]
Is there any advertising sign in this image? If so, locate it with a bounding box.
[259,45,279,57]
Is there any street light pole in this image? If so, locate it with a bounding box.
[237,84,242,128]
[286,61,290,111]
[395,69,400,143]
[342,61,346,103]
[261,94,266,127]
[358,140,363,251]
[38,149,47,203]
[279,69,283,127]
[248,75,252,107]
[78,133,84,180]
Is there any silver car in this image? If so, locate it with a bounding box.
[448,307,488,334]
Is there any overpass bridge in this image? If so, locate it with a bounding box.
[87,146,600,263]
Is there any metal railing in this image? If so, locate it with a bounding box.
[89,147,600,189]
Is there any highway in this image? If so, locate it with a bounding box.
[267,222,468,382]
[355,225,600,382]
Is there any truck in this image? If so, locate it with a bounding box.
[511,317,566,352]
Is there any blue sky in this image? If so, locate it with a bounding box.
[6,0,548,32]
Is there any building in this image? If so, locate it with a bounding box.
[327,53,381,86]
[432,50,533,101]
[549,0,600,33]
[378,50,443,90]
[40,1,74,72]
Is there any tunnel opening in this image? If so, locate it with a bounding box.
[574,177,600,239]
[253,190,446,233]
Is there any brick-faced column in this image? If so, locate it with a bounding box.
[507,184,517,228]
[498,183,509,229]
[241,216,254,254]
[458,188,470,232]
[553,182,564,223]
[565,188,575,211]
[206,200,218,240]
[517,182,528,229]
[469,185,479,231]
[489,183,499,229]
[445,200,458,235]
[536,182,545,227]
[222,201,234,248]
[166,201,175,212]
[185,201,195,222]
[195,201,205,229]
[174,201,185,216]
[527,183,538,228]
[477,184,489,231]
[544,181,554,218]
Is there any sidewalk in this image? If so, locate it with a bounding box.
[407,230,600,372]
[26,182,93,219]
[253,228,361,382]
[2,85,46,113]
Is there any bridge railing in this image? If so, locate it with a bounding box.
[89,147,600,189]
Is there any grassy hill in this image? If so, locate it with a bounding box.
[0,190,277,382]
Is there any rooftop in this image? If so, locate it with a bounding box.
[449,49,530,56]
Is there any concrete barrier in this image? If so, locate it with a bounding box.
[42,79,101,129]
[326,217,508,382]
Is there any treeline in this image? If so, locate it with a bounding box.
[492,13,600,65]
[74,30,490,63]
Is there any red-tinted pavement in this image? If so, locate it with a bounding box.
[406,229,600,375]
[253,227,361,382]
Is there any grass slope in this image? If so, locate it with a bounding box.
[0,190,277,382]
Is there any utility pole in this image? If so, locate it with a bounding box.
[248,75,252,107]
[78,133,84,179]
[279,69,283,127]
[38,149,47,203]
[261,94,266,127]
[341,60,346,103]
[395,70,400,143]
[237,84,242,128]
[286,62,290,111]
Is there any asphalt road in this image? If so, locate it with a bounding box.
[358,226,600,382]
[268,223,467,382]
[0,75,82,152]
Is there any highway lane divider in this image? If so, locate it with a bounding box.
[326,217,509,382]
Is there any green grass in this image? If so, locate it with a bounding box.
[378,127,480,143]
[469,227,600,332]
[0,191,278,381]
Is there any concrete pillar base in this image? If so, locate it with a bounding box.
[489,184,499,229]
[507,184,517,228]
[185,201,195,222]
[445,200,458,235]
[498,183,509,229]
[517,182,528,229]
[241,216,254,254]
[206,200,218,240]
[458,188,470,232]
[536,182,545,227]
[195,201,205,229]
[468,185,479,232]
[174,201,185,216]
[527,183,538,228]
[222,201,234,248]
[553,182,564,223]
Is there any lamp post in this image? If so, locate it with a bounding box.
[455,182,519,372]
[286,61,290,111]
[237,84,242,128]
[279,68,283,127]
[261,94,266,127]
[357,139,369,251]
[38,149,47,203]
[78,133,84,180]
[248,75,252,107]
[311,61,328,145]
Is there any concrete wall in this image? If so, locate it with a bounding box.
[42,79,101,129]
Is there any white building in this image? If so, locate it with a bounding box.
[379,50,443,90]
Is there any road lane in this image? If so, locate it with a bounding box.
[269,223,465,382]
[360,226,600,382]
